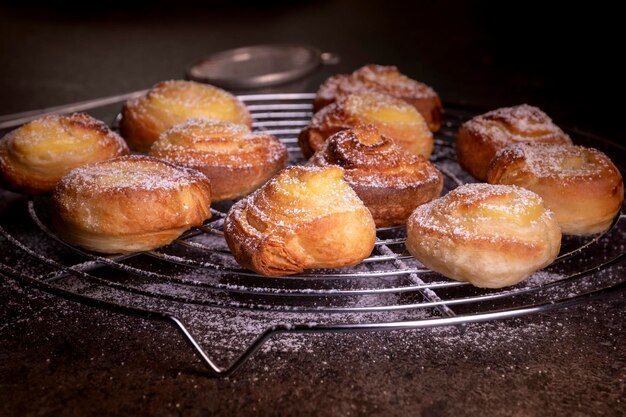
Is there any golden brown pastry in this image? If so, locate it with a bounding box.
[487,143,624,235]
[314,64,442,131]
[120,80,252,152]
[224,165,376,276]
[52,155,212,254]
[0,113,129,194]
[299,91,433,159]
[457,104,572,181]
[406,183,561,288]
[307,124,443,227]
[150,118,288,201]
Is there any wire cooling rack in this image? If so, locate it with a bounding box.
[0,93,625,376]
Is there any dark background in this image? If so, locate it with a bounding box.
[1,2,625,416]
[0,0,623,142]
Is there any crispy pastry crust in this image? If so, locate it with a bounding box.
[120,80,252,152]
[314,64,442,131]
[224,165,376,276]
[0,113,129,194]
[299,91,433,159]
[487,143,624,235]
[307,125,442,227]
[150,118,287,201]
[457,104,572,181]
[406,183,561,288]
[52,155,212,254]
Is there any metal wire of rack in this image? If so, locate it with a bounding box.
[0,93,625,377]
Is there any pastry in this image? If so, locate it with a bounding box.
[487,143,624,235]
[52,155,212,254]
[150,118,288,201]
[224,165,376,276]
[0,113,128,194]
[299,91,433,159]
[406,183,561,288]
[457,104,572,181]
[307,124,443,227]
[313,64,442,131]
[119,80,252,151]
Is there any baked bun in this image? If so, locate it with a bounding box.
[314,64,442,131]
[0,113,128,194]
[150,118,288,201]
[406,183,561,288]
[457,104,572,181]
[120,80,252,152]
[487,143,624,235]
[299,91,433,159]
[224,165,376,276]
[52,155,212,254]
[307,124,442,227]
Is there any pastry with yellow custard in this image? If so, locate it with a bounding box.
[52,155,212,254]
[224,165,376,276]
[299,91,433,159]
[314,64,442,131]
[487,143,624,235]
[307,124,442,227]
[456,104,572,181]
[0,113,129,194]
[150,118,288,201]
[406,183,561,288]
[120,80,252,151]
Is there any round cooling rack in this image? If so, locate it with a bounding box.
[0,93,625,377]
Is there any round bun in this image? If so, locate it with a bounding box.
[299,91,433,159]
[0,113,129,194]
[406,183,561,288]
[487,143,624,235]
[52,155,212,254]
[457,104,572,181]
[120,80,252,152]
[150,118,288,201]
[224,165,376,276]
[307,124,442,227]
[314,64,442,131]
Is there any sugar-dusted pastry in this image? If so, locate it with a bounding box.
[307,124,442,227]
[299,91,433,159]
[406,183,561,288]
[314,64,442,131]
[150,118,288,201]
[120,80,252,151]
[487,143,624,235]
[457,104,572,181]
[52,155,212,254]
[0,113,129,194]
[224,165,376,276]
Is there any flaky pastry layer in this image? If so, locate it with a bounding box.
[307,124,442,226]
[120,80,252,152]
[487,143,623,235]
[406,183,561,288]
[0,113,128,194]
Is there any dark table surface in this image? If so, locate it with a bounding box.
[1,1,625,416]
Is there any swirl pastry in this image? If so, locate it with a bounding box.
[52,155,212,254]
[120,80,252,151]
[307,125,443,227]
[457,104,572,181]
[487,143,624,235]
[314,64,442,131]
[0,113,128,194]
[299,91,433,159]
[150,118,288,201]
[406,183,561,288]
[224,165,376,276]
